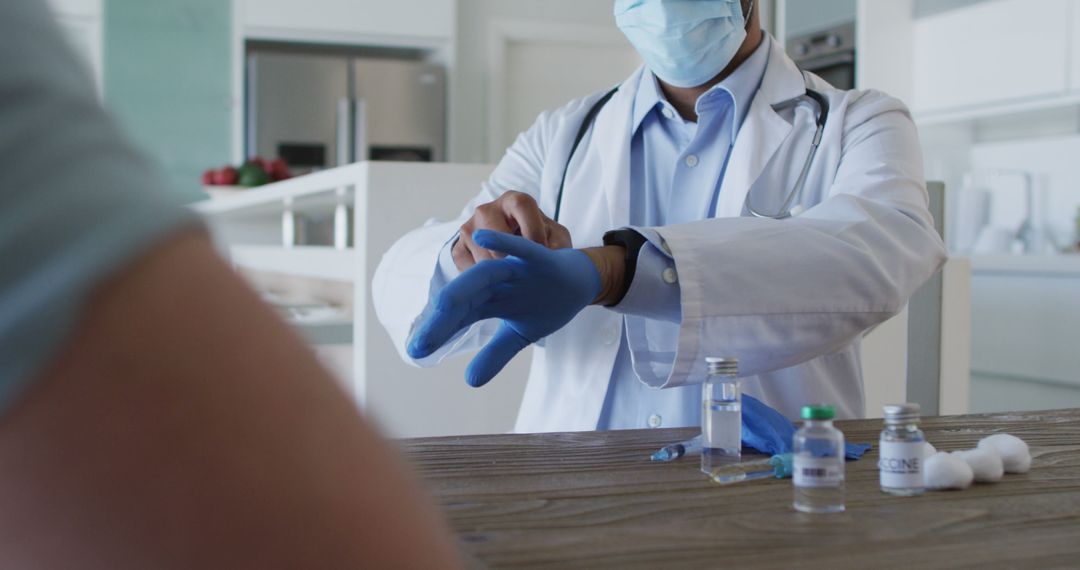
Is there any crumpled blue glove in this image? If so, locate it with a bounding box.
[407,229,601,387]
[743,395,871,460]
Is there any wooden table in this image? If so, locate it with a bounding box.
[402,409,1080,569]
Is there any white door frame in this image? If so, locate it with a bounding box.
[485,18,633,163]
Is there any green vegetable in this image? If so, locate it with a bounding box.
[237,162,270,187]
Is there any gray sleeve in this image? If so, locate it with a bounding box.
[0,0,200,412]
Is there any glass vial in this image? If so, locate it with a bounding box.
[793,404,845,513]
[701,357,741,482]
[879,403,926,496]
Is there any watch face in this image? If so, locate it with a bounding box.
[603,229,649,252]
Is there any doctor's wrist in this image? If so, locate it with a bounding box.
[582,245,625,306]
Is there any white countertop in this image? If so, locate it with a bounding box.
[969,254,1080,276]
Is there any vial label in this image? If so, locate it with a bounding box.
[878,441,924,488]
[793,455,843,488]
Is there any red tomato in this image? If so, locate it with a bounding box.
[220,166,239,185]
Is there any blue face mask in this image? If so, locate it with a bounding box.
[615,0,752,88]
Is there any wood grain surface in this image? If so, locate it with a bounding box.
[401,409,1080,569]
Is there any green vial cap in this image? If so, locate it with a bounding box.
[801,404,835,420]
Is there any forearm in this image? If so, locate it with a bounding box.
[0,231,462,569]
[582,245,626,306]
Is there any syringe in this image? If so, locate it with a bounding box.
[650,435,704,462]
[652,436,793,482]
[705,453,794,484]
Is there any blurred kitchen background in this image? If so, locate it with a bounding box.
[49,0,1080,434]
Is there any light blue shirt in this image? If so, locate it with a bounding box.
[0,1,196,413]
[597,34,771,431]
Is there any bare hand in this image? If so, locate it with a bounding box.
[452,191,572,271]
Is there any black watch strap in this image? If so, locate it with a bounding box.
[601,229,649,307]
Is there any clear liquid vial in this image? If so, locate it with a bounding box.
[701,357,742,482]
[879,403,926,496]
[793,404,845,513]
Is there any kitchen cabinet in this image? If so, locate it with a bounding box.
[969,255,1080,411]
[859,1,1078,415]
[912,0,1069,114]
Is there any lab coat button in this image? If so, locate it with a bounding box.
[603,325,619,345]
[685,155,699,168]
[662,267,678,284]
[648,414,662,428]
[661,107,675,120]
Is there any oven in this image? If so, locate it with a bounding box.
[786,22,856,90]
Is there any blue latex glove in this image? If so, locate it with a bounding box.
[408,229,601,387]
[742,395,871,460]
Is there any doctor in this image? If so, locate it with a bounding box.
[373,0,946,433]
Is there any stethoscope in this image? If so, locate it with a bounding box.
[553,81,830,222]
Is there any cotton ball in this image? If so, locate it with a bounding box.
[924,452,974,490]
[923,441,937,458]
[952,448,1004,483]
[978,434,1032,474]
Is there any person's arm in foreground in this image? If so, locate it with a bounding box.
[0,231,463,569]
[0,1,461,566]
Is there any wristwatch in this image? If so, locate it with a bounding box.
[601,228,649,307]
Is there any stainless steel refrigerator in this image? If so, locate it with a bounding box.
[246,47,446,173]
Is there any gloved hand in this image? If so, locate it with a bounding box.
[742,395,872,459]
[741,394,798,456]
[407,229,601,387]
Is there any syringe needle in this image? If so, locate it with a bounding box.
[651,444,687,462]
[650,435,704,462]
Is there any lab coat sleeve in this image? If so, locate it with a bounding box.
[436,234,462,282]
[625,92,948,388]
[372,105,564,367]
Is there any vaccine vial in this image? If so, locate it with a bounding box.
[879,403,926,496]
[793,404,845,513]
[701,357,741,482]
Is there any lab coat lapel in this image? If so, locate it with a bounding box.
[715,38,810,218]
[593,69,641,230]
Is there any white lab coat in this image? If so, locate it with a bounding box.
[372,38,946,432]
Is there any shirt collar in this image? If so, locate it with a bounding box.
[631,33,773,139]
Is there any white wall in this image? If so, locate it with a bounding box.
[914,0,992,17]
[47,0,102,18]
[451,0,631,163]
[783,0,855,37]
[490,23,641,162]
[856,0,914,103]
